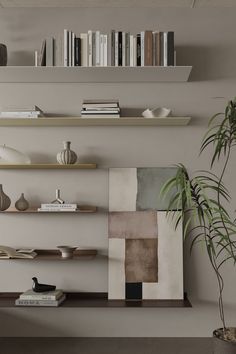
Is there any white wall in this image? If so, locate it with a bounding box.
[0,6,236,337]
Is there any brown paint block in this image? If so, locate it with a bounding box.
[108,211,157,239]
[125,239,158,283]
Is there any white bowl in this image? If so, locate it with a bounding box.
[142,107,172,118]
[57,245,77,259]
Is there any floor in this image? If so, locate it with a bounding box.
[0,337,212,354]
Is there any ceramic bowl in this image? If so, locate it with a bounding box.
[142,107,172,118]
[57,245,77,259]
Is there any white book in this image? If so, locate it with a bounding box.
[15,295,66,307]
[163,32,168,67]
[129,35,134,67]
[133,37,137,66]
[81,33,88,67]
[20,289,63,301]
[140,31,145,67]
[88,31,93,67]
[0,113,40,118]
[41,203,77,208]
[100,34,104,67]
[95,31,100,66]
[38,208,77,212]
[115,31,118,67]
[103,34,108,67]
[72,32,75,67]
[0,246,37,259]
[81,114,120,118]
[68,31,72,67]
[122,32,126,67]
[63,29,68,67]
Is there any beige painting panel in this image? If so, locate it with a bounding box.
[108,239,125,300]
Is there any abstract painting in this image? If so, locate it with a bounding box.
[108,168,183,300]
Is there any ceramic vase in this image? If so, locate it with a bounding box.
[0,44,7,66]
[57,246,77,259]
[0,145,31,164]
[57,141,77,165]
[0,184,11,211]
[15,193,29,211]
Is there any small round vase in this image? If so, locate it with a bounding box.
[15,193,29,211]
[57,246,77,259]
[57,141,77,165]
[0,44,7,66]
[0,184,11,211]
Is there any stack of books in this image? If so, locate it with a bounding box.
[0,106,44,119]
[81,99,120,118]
[38,203,78,212]
[38,29,175,67]
[15,289,66,307]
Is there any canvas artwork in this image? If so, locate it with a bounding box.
[108,167,183,300]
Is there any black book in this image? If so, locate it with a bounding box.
[136,34,141,66]
[118,31,122,66]
[111,30,115,66]
[75,37,81,66]
[167,31,174,66]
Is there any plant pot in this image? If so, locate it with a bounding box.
[213,328,236,354]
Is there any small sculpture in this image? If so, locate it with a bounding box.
[32,277,56,293]
[51,189,65,204]
[15,193,29,211]
[57,141,77,165]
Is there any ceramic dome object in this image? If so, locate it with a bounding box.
[0,145,31,164]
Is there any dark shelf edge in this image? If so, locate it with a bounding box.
[0,292,192,308]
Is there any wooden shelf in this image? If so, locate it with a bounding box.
[0,163,97,169]
[0,249,98,261]
[0,292,192,308]
[0,117,191,126]
[2,206,97,213]
[0,66,192,83]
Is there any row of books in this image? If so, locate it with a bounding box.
[0,106,44,118]
[38,30,175,67]
[38,203,78,212]
[81,99,120,118]
[15,289,66,307]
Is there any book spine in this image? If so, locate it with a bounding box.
[133,36,137,66]
[68,31,72,67]
[103,34,108,67]
[144,30,153,66]
[129,35,134,67]
[88,30,93,67]
[75,37,81,66]
[140,31,145,66]
[163,32,168,66]
[115,31,119,66]
[100,34,104,67]
[125,32,130,66]
[111,30,115,66]
[46,37,54,66]
[20,295,62,301]
[167,31,174,66]
[122,31,126,66]
[92,31,96,66]
[136,34,141,66]
[15,298,65,306]
[152,31,156,66]
[38,209,77,212]
[95,31,100,66]
[41,204,77,208]
[63,30,68,67]
[80,33,88,67]
[72,32,75,67]
[118,31,122,66]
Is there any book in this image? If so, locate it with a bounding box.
[95,31,100,66]
[133,36,137,66]
[155,32,162,66]
[75,37,81,66]
[111,30,115,66]
[115,31,119,66]
[125,32,130,66]
[130,35,134,67]
[88,30,93,67]
[144,30,153,66]
[92,31,96,66]
[122,31,126,66]
[103,34,108,67]
[81,109,120,114]
[0,105,44,118]
[20,289,63,301]
[163,32,168,66]
[46,37,54,66]
[68,31,72,67]
[167,31,174,66]
[39,39,46,66]
[100,34,104,67]
[63,29,68,67]
[15,294,66,307]
[140,31,145,66]
[80,33,88,67]
[40,203,78,209]
[118,31,122,66]
[72,32,75,67]
[137,34,141,66]
[82,99,119,108]
[38,208,77,212]
[81,114,120,118]
[0,246,37,259]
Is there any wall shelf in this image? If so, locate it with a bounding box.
[0,292,192,308]
[0,117,191,126]
[1,206,97,213]
[0,163,97,169]
[0,66,192,83]
[0,249,98,260]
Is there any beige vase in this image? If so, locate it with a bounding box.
[15,193,29,211]
[57,141,77,165]
[0,184,11,211]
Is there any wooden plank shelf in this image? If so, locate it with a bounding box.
[0,292,192,308]
[0,66,192,83]
[2,206,97,213]
[0,163,97,169]
[0,117,191,126]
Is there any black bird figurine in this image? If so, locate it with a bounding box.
[32,277,56,293]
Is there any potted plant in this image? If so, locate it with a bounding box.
[161,99,236,354]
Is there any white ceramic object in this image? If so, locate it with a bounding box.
[142,107,172,118]
[57,245,77,259]
[0,145,31,164]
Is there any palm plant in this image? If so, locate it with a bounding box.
[161,99,236,341]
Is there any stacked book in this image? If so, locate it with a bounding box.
[0,106,44,119]
[15,289,66,307]
[81,99,120,118]
[38,203,78,212]
[38,29,175,67]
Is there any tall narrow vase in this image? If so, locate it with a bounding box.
[57,141,77,165]
[0,184,11,211]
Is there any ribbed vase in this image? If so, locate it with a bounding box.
[15,193,29,211]
[57,141,77,165]
[0,184,11,211]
